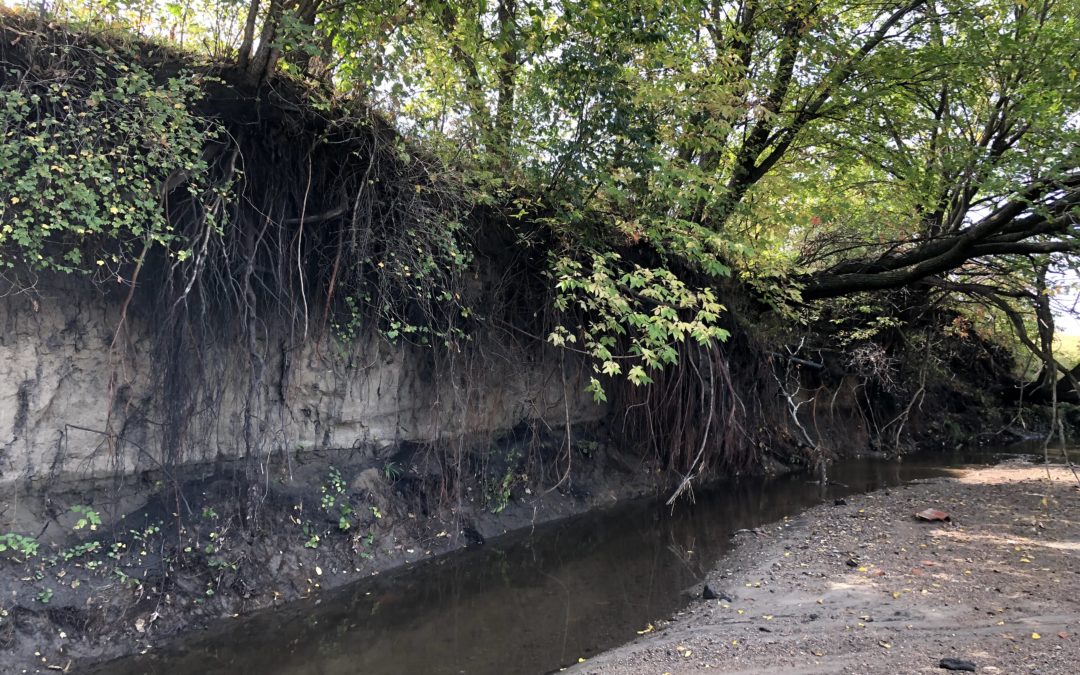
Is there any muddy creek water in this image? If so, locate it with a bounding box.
[86,444,1067,675]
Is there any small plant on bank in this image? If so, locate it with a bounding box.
[382,460,404,482]
[303,528,321,550]
[113,567,141,589]
[108,541,126,560]
[320,466,357,531]
[58,540,102,562]
[0,533,39,559]
[484,446,524,514]
[353,531,376,560]
[297,467,386,556]
[70,505,102,532]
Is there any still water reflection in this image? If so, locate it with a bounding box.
[86,445,1059,675]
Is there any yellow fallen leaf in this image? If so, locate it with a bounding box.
[1032,633,1041,640]
[737,609,745,614]
[577,657,586,663]
[891,591,902,599]
[636,623,654,635]
[879,641,891,649]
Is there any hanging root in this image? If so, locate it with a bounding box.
[615,334,768,503]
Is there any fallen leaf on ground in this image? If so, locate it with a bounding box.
[915,509,950,522]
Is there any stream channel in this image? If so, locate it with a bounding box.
[85,443,1067,675]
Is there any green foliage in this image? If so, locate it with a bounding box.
[382,460,404,482]
[70,505,102,532]
[0,532,39,559]
[549,251,730,400]
[0,36,218,278]
[113,567,141,589]
[58,540,103,562]
[482,445,524,513]
[487,470,517,515]
[319,466,355,531]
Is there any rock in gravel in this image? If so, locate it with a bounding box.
[702,584,733,602]
[938,657,976,671]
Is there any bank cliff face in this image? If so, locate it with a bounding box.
[0,275,604,492]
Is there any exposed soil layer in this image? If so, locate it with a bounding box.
[569,463,1080,675]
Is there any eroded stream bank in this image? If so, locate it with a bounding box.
[70,446,1053,675]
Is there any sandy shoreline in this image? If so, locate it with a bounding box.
[568,464,1080,674]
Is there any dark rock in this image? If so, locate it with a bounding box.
[834,498,847,506]
[702,584,733,602]
[939,658,976,671]
[846,557,860,567]
[461,526,484,547]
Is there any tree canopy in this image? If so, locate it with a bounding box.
[3,0,1080,393]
